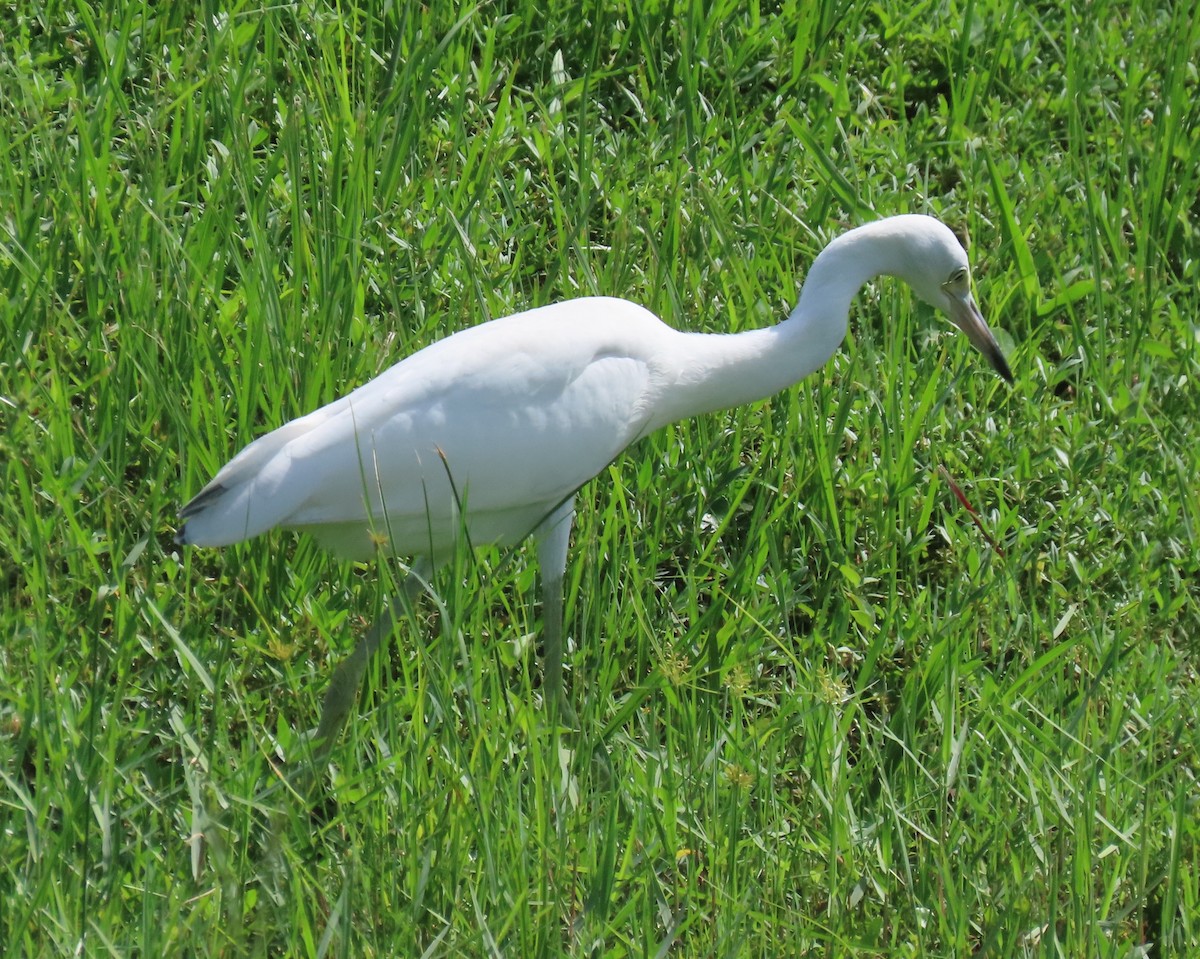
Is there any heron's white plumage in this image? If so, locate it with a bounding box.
[178,214,1011,724]
[180,215,1012,560]
[179,297,672,559]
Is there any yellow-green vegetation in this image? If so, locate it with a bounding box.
[2,1,1197,955]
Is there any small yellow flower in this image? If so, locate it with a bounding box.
[725,663,751,696]
[267,636,298,661]
[815,667,848,705]
[368,529,390,549]
[660,645,690,685]
[724,763,753,789]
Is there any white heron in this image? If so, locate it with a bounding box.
[177,214,1011,745]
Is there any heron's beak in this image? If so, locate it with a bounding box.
[948,291,1013,383]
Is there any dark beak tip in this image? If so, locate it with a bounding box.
[985,341,1014,384]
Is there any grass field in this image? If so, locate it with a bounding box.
[3,1,1198,955]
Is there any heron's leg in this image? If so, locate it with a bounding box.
[535,498,575,721]
[311,558,432,756]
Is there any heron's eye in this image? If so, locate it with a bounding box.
[943,267,969,290]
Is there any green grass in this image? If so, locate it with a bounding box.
[3,0,1198,955]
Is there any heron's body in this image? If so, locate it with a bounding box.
[178,214,1012,736]
[180,298,672,561]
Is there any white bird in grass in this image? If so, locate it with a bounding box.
[177,214,1011,745]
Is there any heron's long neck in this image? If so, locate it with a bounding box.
[649,224,908,428]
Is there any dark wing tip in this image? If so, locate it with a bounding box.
[176,482,228,547]
[178,483,226,520]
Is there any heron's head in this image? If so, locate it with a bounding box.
[898,217,1013,383]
